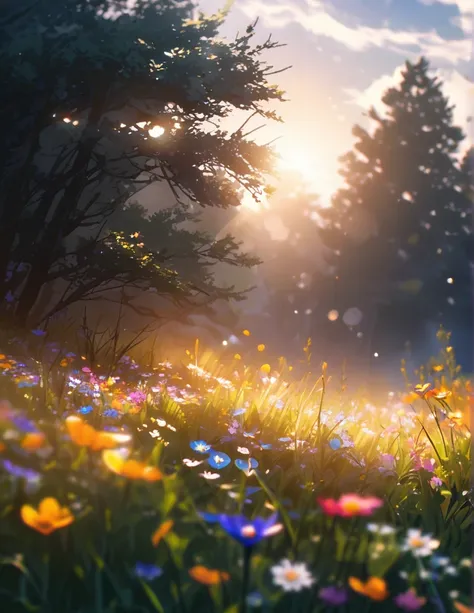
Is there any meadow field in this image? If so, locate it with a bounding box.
[0,328,471,613]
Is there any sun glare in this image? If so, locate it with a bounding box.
[275,144,340,206]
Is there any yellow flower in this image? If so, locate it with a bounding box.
[257,344,265,352]
[189,565,230,585]
[260,364,271,374]
[21,497,74,535]
[102,450,162,482]
[242,329,251,336]
[349,577,388,601]
[66,416,130,451]
[151,519,174,546]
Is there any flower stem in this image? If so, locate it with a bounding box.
[240,546,253,613]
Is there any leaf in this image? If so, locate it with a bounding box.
[141,581,165,613]
[367,543,400,578]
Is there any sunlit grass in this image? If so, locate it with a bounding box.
[0,328,471,612]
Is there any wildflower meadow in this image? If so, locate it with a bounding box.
[0,328,472,613]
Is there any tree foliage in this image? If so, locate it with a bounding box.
[0,0,285,326]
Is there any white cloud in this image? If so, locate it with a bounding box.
[345,65,473,149]
[236,0,471,64]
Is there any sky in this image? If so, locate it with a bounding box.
[199,0,473,207]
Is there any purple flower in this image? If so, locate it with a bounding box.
[31,329,46,337]
[319,586,349,606]
[11,415,38,433]
[3,460,40,482]
[430,476,443,488]
[394,588,427,611]
[210,513,283,547]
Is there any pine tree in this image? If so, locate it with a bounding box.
[316,57,472,368]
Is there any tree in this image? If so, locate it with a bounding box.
[316,57,473,369]
[0,0,286,326]
[101,201,260,321]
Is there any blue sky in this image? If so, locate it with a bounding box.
[199,0,473,204]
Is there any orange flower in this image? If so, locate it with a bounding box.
[349,577,388,601]
[21,497,74,535]
[189,565,230,586]
[102,449,162,481]
[151,519,174,546]
[0,441,5,453]
[65,416,130,451]
[21,432,46,451]
[60,359,69,367]
[454,602,474,613]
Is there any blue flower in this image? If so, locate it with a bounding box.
[247,592,264,607]
[260,443,272,450]
[245,486,261,496]
[278,437,292,443]
[190,440,211,454]
[198,512,221,523]
[210,513,282,547]
[135,562,163,581]
[233,408,246,416]
[243,429,258,438]
[78,405,93,415]
[103,408,119,418]
[208,451,231,470]
[329,438,341,450]
[235,458,258,472]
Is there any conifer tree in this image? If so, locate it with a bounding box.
[316,57,472,367]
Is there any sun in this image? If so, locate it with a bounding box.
[274,143,340,205]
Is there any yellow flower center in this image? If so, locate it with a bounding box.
[284,570,299,582]
[409,536,424,548]
[341,501,361,514]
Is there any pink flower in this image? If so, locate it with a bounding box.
[318,494,383,517]
[394,588,427,611]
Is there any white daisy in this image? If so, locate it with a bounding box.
[403,529,440,557]
[183,458,203,467]
[367,523,396,536]
[199,471,220,480]
[271,559,314,592]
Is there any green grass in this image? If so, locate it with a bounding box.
[0,330,471,613]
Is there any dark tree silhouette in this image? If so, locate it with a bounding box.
[0,0,286,326]
[315,57,473,369]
